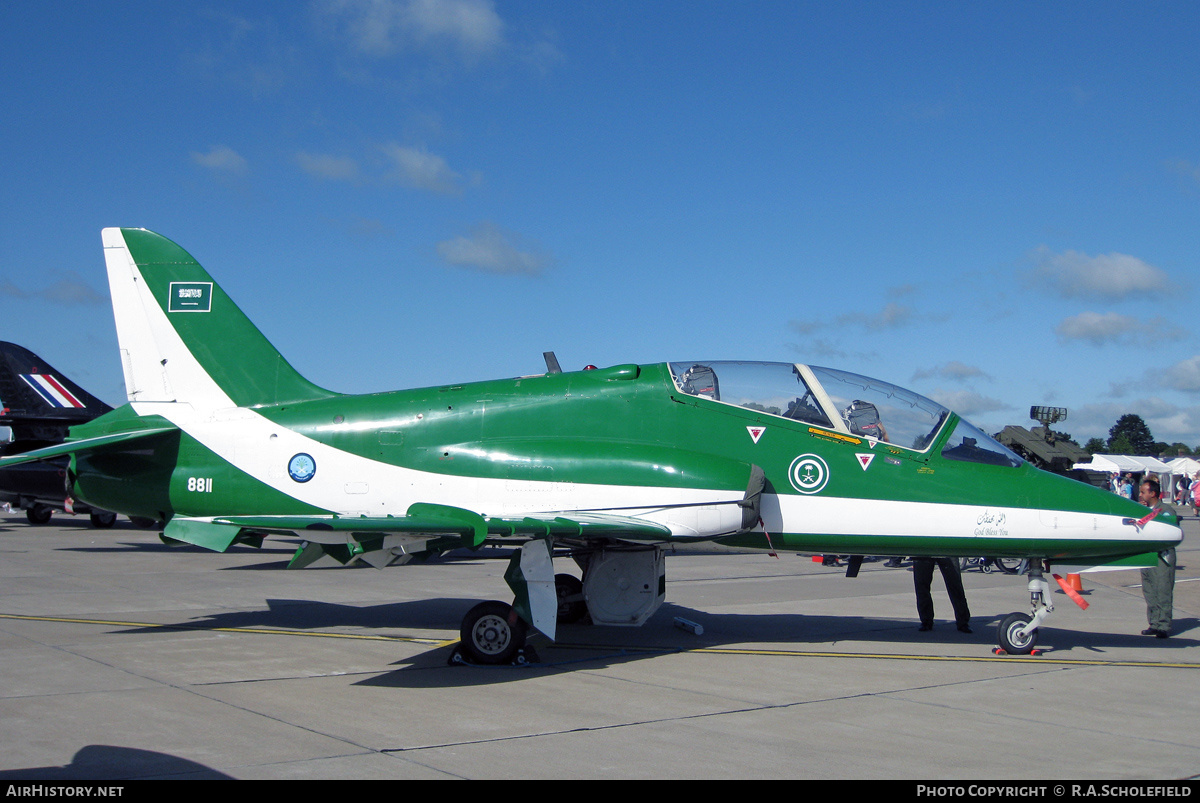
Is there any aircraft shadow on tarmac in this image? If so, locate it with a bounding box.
[367,611,1198,689]
[56,540,299,563]
[0,518,152,533]
[0,745,233,781]
[103,596,1196,689]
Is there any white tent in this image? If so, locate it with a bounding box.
[1071,454,1172,473]
[1166,456,1200,476]
[1073,454,1194,503]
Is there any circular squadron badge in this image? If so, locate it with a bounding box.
[788,453,830,494]
[288,453,317,483]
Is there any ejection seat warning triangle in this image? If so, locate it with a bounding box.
[856,453,875,470]
[747,426,765,444]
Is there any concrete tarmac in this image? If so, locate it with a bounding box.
[1,510,1197,780]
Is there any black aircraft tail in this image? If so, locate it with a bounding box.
[0,342,112,445]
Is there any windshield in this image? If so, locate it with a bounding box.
[941,417,1024,468]
[669,361,1018,464]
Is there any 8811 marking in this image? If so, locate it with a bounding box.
[187,477,213,492]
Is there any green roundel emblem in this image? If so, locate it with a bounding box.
[288,453,316,483]
[788,454,829,494]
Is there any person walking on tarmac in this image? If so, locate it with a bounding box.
[1139,478,1177,639]
[912,557,971,633]
[1191,471,1200,518]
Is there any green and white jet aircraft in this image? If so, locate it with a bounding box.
[2,228,1183,662]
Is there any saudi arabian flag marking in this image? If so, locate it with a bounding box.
[169,282,213,312]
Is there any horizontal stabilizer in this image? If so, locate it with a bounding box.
[0,426,177,467]
[160,518,263,552]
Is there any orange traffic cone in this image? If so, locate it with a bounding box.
[1067,573,1083,592]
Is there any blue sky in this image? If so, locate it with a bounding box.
[2,1,1198,449]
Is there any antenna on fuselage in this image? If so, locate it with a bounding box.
[543,352,562,374]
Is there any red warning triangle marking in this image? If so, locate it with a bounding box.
[855,453,875,470]
[747,426,765,444]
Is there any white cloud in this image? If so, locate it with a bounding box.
[839,302,913,330]
[437,221,551,276]
[1056,311,1139,345]
[1031,247,1170,301]
[790,301,917,335]
[190,145,248,175]
[0,272,105,305]
[320,0,505,59]
[1071,398,1200,447]
[381,143,462,194]
[927,389,1010,418]
[296,151,360,181]
[912,361,990,382]
[1056,311,1185,346]
[1163,356,1200,393]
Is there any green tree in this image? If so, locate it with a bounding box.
[1083,437,1105,455]
[1106,414,1155,455]
[1109,433,1133,454]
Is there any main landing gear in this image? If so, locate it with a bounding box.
[457,601,532,665]
[995,563,1053,655]
[451,543,666,666]
[452,569,589,666]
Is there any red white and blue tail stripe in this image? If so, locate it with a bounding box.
[20,374,86,409]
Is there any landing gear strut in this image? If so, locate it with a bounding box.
[996,563,1051,655]
[555,573,587,624]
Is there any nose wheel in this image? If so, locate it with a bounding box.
[997,612,1037,654]
[994,564,1050,655]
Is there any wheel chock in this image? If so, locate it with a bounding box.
[448,645,540,667]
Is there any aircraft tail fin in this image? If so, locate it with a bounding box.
[102,228,336,409]
[0,341,112,442]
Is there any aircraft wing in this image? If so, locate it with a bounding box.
[0,427,177,466]
[167,465,763,565]
[164,502,678,568]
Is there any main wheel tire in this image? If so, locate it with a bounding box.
[460,601,527,665]
[90,511,117,528]
[26,505,52,525]
[998,612,1037,655]
[555,573,587,624]
[993,557,1024,575]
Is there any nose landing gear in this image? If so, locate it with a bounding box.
[995,564,1052,655]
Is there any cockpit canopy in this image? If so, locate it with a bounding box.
[668,361,1023,468]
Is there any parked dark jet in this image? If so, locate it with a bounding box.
[0,341,118,526]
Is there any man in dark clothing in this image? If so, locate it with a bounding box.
[913,557,971,633]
